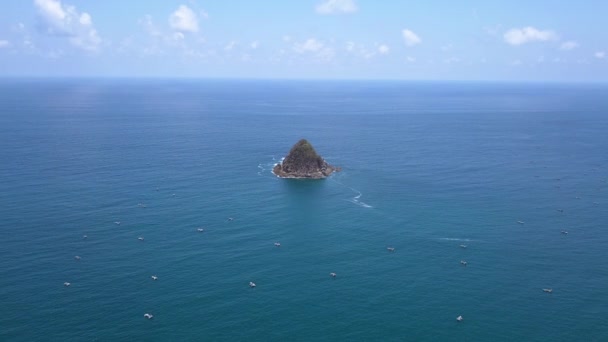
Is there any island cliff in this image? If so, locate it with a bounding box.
[273,139,339,179]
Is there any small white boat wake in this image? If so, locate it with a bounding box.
[348,188,373,208]
[439,238,473,242]
[327,175,373,209]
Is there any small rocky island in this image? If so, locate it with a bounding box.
[273,139,339,179]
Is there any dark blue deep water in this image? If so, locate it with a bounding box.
[1,79,607,341]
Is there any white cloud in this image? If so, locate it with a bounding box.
[34,0,101,51]
[294,39,324,53]
[595,51,606,59]
[79,12,91,26]
[344,42,388,59]
[35,0,66,29]
[224,41,237,51]
[69,28,102,51]
[0,40,10,48]
[484,25,502,37]
[511,59,523,66]
[316,48,335,61]
[316,0,358,14]
[405,56,416,63]
[503,27,558,45]
[361,49,375,59]
[440,43,453,51]
[559,41,578,50]
[12,22,26,33]
[345,41,355,52]
[172,32,185,41]
[46,49,64,59]
[282,35,291,42]
[402,29,421,47]
[139,15,161,37]
[136,14,197,56]
[293,38,334,61]
[250,41,259,49]
[169,5,199,33]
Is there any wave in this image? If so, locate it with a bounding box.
[439,238,473,242]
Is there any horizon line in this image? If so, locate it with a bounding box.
[1,76,607,84]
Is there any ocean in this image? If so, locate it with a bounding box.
[0,79,607,341]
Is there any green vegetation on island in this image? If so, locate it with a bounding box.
[273,139,339,179]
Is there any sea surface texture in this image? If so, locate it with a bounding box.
[0,80,607,341]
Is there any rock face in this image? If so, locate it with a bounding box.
[273,139,338,179]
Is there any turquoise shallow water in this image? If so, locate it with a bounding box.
[0,79,607,341]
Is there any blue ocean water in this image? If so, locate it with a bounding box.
[0,79,607,341]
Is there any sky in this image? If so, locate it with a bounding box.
[0,0,607,81]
